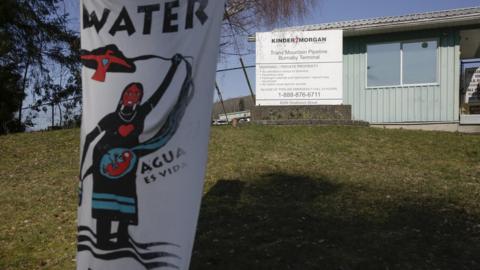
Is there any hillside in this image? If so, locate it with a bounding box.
[1,126,480,269]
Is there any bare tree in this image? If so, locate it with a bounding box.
[215,0,317,104]
[222,0,316,55]
[227,0,315,27]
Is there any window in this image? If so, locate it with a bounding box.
[367,40,438,87]
[402,41,437,84]
[367,43,401,87]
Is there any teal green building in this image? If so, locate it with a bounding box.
[277,7,480,130]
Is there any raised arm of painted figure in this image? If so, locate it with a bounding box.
[140,54,183,116]
[135,57,192,158]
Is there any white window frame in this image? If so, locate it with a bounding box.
[366,38,440,89]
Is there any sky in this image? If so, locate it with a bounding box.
[65,0,480,100]
[27,0,480,129]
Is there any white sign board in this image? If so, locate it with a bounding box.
[256,30,343,106]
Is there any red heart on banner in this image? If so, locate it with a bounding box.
[118,124,135,137]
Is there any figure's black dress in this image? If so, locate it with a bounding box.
[91,111,145,224]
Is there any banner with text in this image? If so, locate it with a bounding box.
[78,1,224,269]
[256,30,343,106]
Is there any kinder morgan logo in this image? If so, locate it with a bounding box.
[271,36,327,44]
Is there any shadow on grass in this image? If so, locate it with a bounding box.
[191,173,480,270]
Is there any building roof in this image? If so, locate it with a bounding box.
[275,6,480,37]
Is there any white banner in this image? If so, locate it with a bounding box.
[256,30,343,106]
[78,1,224,269]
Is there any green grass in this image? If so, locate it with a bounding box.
[1,125,480,269]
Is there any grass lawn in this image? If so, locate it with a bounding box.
[0,125,479,269]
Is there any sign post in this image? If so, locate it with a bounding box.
[256,30,343,106]
[77,1,225,269]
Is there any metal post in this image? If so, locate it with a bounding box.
[215,81,229,122]
[239,57,255,104]
[224,8,256,105]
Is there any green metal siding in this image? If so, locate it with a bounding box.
[343,29,460,123]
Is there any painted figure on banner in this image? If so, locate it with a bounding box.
[78,46,194,268]
[78,1,225,269]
